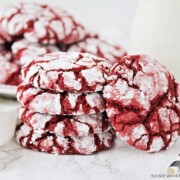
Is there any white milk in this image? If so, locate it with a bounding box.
[129,0,180,83]
[0,99,20,147]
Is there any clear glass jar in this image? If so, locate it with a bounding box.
[129,0,180,82]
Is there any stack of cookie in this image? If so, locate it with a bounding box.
[0,2,126,86]
[16,52,115,155]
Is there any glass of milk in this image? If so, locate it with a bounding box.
[129,0,180,83]
[0,98,19,170]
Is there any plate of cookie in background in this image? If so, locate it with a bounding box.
[0,2,126,98]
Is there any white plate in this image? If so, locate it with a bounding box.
[0,84,17,98]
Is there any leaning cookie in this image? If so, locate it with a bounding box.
[19,107,111,137]
[103,55,180,152]
[66,36,127,65]
[22,52,111,93]
[17,83,105,115]
[0,2,86,44]
[16,123,115,155]
[11,39,60,66]
[0,61,21,85]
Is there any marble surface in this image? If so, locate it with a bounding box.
[0,1,180,180]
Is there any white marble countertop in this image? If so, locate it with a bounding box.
[0,1,180,180]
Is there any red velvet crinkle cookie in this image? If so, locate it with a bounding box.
[17,83,105,115]
[12,39,60,66]
[22,52,111,92]
[103,55,180,152]
[0,46,13,62]
[19,107,111,137]
[16,123,115,155]
[0,2,86,44]
[0,61,21,85]
[66,36,127,65]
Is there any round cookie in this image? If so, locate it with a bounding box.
[16,123,115,155]
[66,36,127,65]
[0,46,13,62]
[103,55,180,152]
[0,2,86,44]
[19,107,111,137]
[22,52,112,92]
[17,83,105,115]
[0,61,21,85]
[12,39,60,66]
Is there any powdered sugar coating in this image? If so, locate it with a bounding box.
[16,123,115,155]
[0,2,86,44]
[0,61,21,85]
[17,82,105,115]
[66,37,127,64]
[22,52,112,92]
[12,39,60,66]
[19,107,111,136]
[103,55,180,152]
